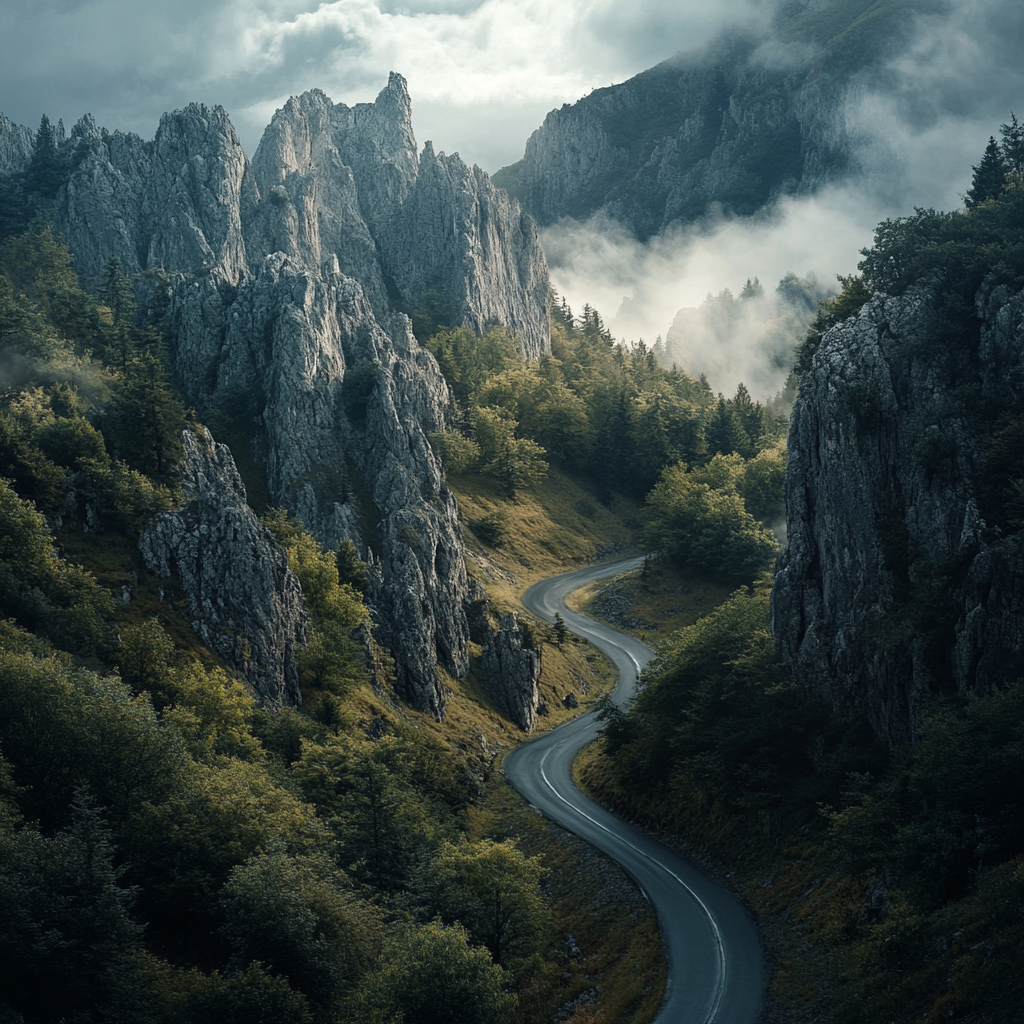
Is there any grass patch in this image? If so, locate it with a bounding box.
[449,464,639,608]
[567,558,734,643]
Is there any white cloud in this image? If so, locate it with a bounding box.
[543,184,880,397]
[0,0,759,168]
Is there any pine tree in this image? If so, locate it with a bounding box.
[102,255,136,326]
[1000,112,1024,174]
[553,612,567,647]
[965,136,1007,208]
[706,395,751,459]
[24,114,65,201]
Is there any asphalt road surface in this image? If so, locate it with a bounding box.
[503,556,764,1024]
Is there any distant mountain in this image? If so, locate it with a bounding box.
[494,0,946,239]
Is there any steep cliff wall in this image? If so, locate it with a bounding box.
[495,0,942,239]
[773,282,1024,743]
[140,428,307,708]
[1,75,548,715]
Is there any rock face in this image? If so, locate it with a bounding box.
[139,428,307,707]
[773,284,1024,743]
[481,613,542,732]
[0,113,34,176]
[1,75,550,716]
[494,3,933,239]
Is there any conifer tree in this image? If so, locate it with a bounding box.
[965,136,1007,208]
[24,114,65,201]
[706,395,751,458]
[1000,112,1024,173]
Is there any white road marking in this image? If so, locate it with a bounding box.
[519,555,735,1024]
[538,737,727,1023]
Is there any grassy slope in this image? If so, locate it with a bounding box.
[58,461,668,1024]
[446,466,670,1023]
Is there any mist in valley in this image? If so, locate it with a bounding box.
[540,0,1024,400]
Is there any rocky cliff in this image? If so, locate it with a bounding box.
[2,75,550,715]
[773,282,1024,743]
[494,0,942,239]
[481,612,542,732]
[140,428,307,708]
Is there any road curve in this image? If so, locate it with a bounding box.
[503,557,764,1024]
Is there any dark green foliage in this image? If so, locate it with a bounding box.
[263,510,369,718]
[0,480,115,655]
[858,183,1024,300]
[292,735,465,894]
[410,289,456,343]
[431,838,547,968]
[424,300,783,506]
[0,791,142,1022]
[706,395,752,458]
[474,509,511,547]
[1000,112,1024,174]
[175,961,313,1024]
[965,136,1008,209]
[553,612,567,647]
[978,417,1024,530]
[25,116,65,201]
[102,256,137,331]
[794,273,872,376]
[354,921,516,1024]
[105,353,186,480]
[220,847,376,1008]
[600,581,830,826]
[642,460,778,581]
[335,538,370,597]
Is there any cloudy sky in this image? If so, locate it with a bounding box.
[3,0,1022,395]
[0,0,762,171]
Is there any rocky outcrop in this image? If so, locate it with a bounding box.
[773,284,1024,743]
[481,613,541,731]
[139,428,306,707]
[494,3,931,239]
[0,113,34,176]
[1,74,549,716]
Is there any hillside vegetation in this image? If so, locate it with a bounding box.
[581,135,1024,1023]
[0,223,667,1024]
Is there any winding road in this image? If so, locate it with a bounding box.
[503,556,764,1024]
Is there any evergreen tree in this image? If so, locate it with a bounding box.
[1000,112,1024,173]
[965,136,1007,208]
[23,114,65,202]
[102,255,137,326]
[553,612,567,648]
[106,352,185,479]
[732,383,763,445]
[740,276,764,299]
[706,396,751,458]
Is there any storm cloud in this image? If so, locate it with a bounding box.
[0,0,760,169]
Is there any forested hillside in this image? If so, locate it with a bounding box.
[582,126,1024,1022]
[0,224,670,1024]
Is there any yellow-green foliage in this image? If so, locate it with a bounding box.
[432,838,548,970]
[0,479,115,655]
[422,302,786,503]
[263,509,370,722]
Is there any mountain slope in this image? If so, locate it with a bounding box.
[494,0,946,239]
[2,75,550,715]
